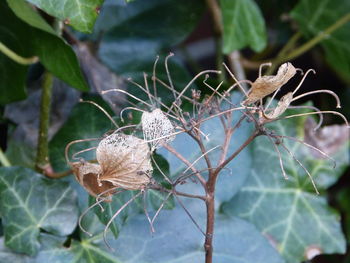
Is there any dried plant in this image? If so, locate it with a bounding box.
[65,55,349,262]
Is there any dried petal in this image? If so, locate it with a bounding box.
[141,108,175,149]
[71,161,115,198]
[243,62,296,105]
[264,92,293,119]
[96,133,152,190]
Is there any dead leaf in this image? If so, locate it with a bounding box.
[304,118,349,157]
[264,92,293,119]
[72,161,115,199]
[243,62,296,105]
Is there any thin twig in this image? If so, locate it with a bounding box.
[162,143,207,187]
[0,42,38,65]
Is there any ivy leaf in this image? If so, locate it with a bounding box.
[35,233,121,263]
[7,0,56,35]
[0,45,27,104]
[290,0,350,82]
[0,1,88,103]
[0,238,34,263]
[90,191,142,238]
[98,0,204,89]
[222,115,348,262]
[0,167,78,256]
[105,205,284,263]
[220,0,267,53]
[39,207,284,262]
[49,97,114,172]
[25,0,104,33]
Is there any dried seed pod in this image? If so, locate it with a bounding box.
[96,132,152,190]
[71,161,115,198]
[141,108,175,149]
[264,92,293,119]
[243,62,296,105]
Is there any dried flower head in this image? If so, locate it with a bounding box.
[141,108,175,149]
[96,132,153,190]
[243,62,297,105]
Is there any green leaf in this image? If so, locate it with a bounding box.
[0,237,34,263]
[90,191,142,238]
[290,0,350,82]
[49,97,114,172]
[106,206,284,263]
[25,0,104,33]
[222,115,348,262]
[5,139,36,169]
[0,1,31,104]
[33,32,88,91]
[221,0,267,53]
[91,189,174,238]
[0,47,28,105]
[98,0,204,88]
[0,167,78,256]
[35,233,121,263]
[7,0,56,35]
[0,1,88,100]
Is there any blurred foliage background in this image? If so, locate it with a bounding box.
[0,0,349,262]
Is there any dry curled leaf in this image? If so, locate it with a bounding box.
[96,132,153,190]
[72,161,115,198]
[264,92,293,119]
[304,118,349,157]
[243,62,297,105]
[141,109,175,149]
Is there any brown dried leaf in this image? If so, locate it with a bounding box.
[264,92,293,119]
[304,118,349,157]
[243,62,296,105]
[96,133,152,190]
[71,161,115,198]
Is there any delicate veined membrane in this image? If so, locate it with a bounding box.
[96,132,153,190]
[243,62,297,105]
[141,108,175,149]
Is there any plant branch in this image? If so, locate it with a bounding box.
[188,130,213,172]
[205,0,223,35]
[151,184,206,201]
[268,12,350,74]
[205,0,224,81]
[0,42,38,65]
[0,148,11,167]
[163,143,207,187]
[36,71,53,172]
[216,130,260,175]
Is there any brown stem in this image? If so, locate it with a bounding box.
[204,188,215,263]
[151,184,206,201]
[203,130,259,263]
[205,0,223,35]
